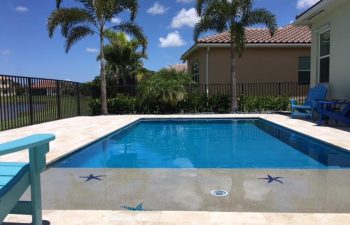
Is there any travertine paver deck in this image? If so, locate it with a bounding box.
[4,210,350,225]
[2,114,350,225]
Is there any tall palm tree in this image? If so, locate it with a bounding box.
[48,0,145,114]
[194,0,277,112]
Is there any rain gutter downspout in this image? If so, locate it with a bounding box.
[206,47,210,96]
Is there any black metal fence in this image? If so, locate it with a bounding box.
[188,82,310,104]
[106,82,310,102]
[0,74,92,131]
[0,74,310,131]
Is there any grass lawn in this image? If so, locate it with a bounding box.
[0,95,92,131]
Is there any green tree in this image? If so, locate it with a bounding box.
[47,0,145,115]
[138,68,194,106]
[103,31,147,86]
[194,0,277,112]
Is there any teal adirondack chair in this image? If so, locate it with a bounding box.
[0,134,55,225]
[290,84,328,119]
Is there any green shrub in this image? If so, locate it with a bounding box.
[89,94,136,115]
[90,93,289,115]
[179,94,230,113]
[89,98,102,115]
[238,96,289,112]
[138,68,194,113]
[108,95,136,114]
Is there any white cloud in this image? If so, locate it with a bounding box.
[159,31,186,48]
[1,49,11,55]
[86,48,98,53]
[147,2,169,15]
[297,0,319,10]
[15,6,28,12]
[171,8,200,29]
[111,17,122,24]
[176,0,194,3]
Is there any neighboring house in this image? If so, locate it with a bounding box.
[0,76,16,96]
[167,64,188,72]
[181,25,311,86]
[32,80,58,96]
[294,0,350,99]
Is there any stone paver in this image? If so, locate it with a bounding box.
[4,211,350,225]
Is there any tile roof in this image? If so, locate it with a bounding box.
[32,80,57,89]
[197,25,311,44]
[167,64,188,72]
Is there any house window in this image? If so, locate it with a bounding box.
[298,56,311,84]
[191,62,200,83]
[319,30,330,83]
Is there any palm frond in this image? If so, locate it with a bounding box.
[109,22,147,54]
[65,26,94,53]
[243,8,277,36]
[118,0,139,21]
[76,0,96,17]
[195,0,215,16]
[47,7,96,38]
[194,12,227,41]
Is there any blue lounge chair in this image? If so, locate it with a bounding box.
[316,101,350,126]
[0,134,55,225]
[290,84,328,119]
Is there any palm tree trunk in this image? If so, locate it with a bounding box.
[230,42,238,112]
[100,32,108,115]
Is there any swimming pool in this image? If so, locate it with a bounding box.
[52,119,350,169]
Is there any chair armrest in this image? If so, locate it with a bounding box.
[0,134,55,173]
[290,99,298,106]
[0,134,55,156]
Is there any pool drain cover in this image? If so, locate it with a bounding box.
[211,189,228,197]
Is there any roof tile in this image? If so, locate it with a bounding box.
[197,25,311,44]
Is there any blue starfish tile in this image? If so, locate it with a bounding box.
[121,202,145,211]
[259,175,283,184]
[80,174,106,182]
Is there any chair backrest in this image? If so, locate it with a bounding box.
[304,84,328,106]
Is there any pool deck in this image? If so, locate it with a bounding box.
[2,114,350,225]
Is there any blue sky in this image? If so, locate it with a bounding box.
[0,0,318,82]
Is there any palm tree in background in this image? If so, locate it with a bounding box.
[103,31,147,85]
[194,0,277,112]
[48,0,145,114]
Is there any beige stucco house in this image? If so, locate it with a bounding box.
[295,0,350,99]
[181,25,311,86]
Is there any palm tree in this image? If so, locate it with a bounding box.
[48,0,145,115]
[103,31,147,85]
[194,0,277,112]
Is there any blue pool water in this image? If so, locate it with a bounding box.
[52,119,350,169]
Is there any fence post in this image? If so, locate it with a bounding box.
[56,80,61,119]
[28,78,34,125]
[278,83,282,95]
[76,83,81,116]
